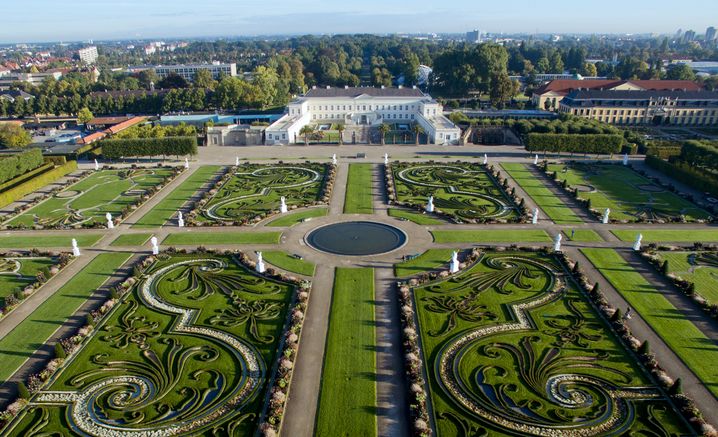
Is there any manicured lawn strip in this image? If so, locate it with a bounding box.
[0,234,102,248]
[315,268,376,436]
[431,229,550,243]
[0,257,55,304]
[344,164,374,214]
[394,249,454,277]
[581,248,718,397]
[658,251,718,305]
[262,251,315,276]
[502,163,582,224]
[133,165,221,228]
[0,252,131,381]
[563,229,604,242]
[612,229,718,243]
[109,233,152,246]
[265,207,328,227]
[388,208,444,225]
[162,231,281,245]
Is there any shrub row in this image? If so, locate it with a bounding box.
[0,149,44,185]
[645,155,718,198]
[0,160,77,209]
[643,141,683,159]
[101,136,198,160]
[681,140,718,171]
[525,133,624,154]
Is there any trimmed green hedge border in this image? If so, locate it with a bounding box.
[0,161,77,208]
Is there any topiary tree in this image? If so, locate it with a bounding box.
[17,381,30,399]
[661,260,669,275]
[610,308,622,322]
[54,342,66,359]
[669,378,683,395]
[638,340,650,356]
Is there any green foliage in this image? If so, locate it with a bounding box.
[114,123,197,139]
[76,107,94,125]
[344,164,374,214]
[680,140,718,170]
[669,378,683,395]
[0,124,32,149]
[101,136,197,159]
[645,154,718,197]
[0,149,44,184]
[16,382,30,400]
[525,133,624,154]
[54,342,66,359]
[0,160,77,209]
[638,340,650,356]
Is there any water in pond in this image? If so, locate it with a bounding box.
[306,221,407,256]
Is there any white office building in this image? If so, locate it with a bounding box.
[265,86,461,145]
[155,63,237,81]
[78,46,98,64]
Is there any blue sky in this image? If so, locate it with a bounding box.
[2,0,717,43]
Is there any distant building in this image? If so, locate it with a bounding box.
[265,86,461,145]
[558,89,718,126]
[155,63,237,81]
[78,46,98,65]
[683,30,697,42]
[466,29,481,43]
[0,89,34,102]
[0,71,63,89]
[206,125,265,146]
[532,79,702,111]
[706,26,717,42]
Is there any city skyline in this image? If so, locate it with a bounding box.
[2,0,718,44]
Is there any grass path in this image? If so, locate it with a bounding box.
[133,166,221,228]
[612,229,718,243]
[394,249,454,277]
[563,229,604,242]
[0,234,102,248]
[265,207,328,227]
[110,233,152,246]
[315,268,376,437]
[388,208,443,225]
[432,229,550,243]
[344,164,374,214]
[582,248,718,397]
[262,251,315,276]
[0,252,131,381]
[501,163,582,224]
[162,231,281,245]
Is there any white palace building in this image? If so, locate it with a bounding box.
[264,86,461,145]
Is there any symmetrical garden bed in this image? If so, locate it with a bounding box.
[0,250,71,315]
[387,162,527,223]
[5,166,182,229]
[542,161,711,223]
[2,250,310,436]
[189,163,335,226]
[400,249,692,436]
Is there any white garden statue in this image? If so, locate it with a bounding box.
[553,233,562,252]
[280,196,288,214]
[177,211,185,227]
[449,251,460,274]
[384,153,389,166]
[151,236,159,255]
[256,251,266,273]
[483,154,488,165]
[184,157,190,169]
[532,208,539,225]
[426,195,434,213]
[633,233,643,251]
[94,159,100,171]
[533,154,539,165]
[623,153,629,166]
[71,239,81,257]
[602,208,610,224]
[105,212,114,229]
[332,154,337,165]
[235,156,240,166]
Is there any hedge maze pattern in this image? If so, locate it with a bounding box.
[5,254,294,436]
[391,163,520,222]
[412,252,690,436]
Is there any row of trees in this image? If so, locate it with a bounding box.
[0,149,44,183]
[114,123,197,139]
[0,123,33,148]
[680,140,718,171]
[525,133,624,154]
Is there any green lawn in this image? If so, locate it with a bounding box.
[0,252,130,381]
[388,208,444,225]
[582,248,718,397]
[394,249,454,277]
[431,229,551,243]
[265,207,328,227]
[109,233,152,246]
[8,168,176,227]
[315,268,376,437]
[612,229,718,243]
[162,231,281,245]
[502,163,582,224]
[656,251,718,306]
[563,229,604,242]
[133,166,221,228]
[0,234,102,248]
[548,163,710,222]
[344,164,374,214]
[0,256,56,306]
[262,251,315,276]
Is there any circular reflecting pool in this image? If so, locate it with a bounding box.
[306,221,407,256]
